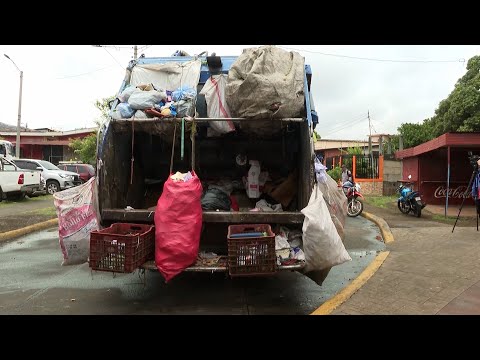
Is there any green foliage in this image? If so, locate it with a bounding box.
[397,121,435,149]
[398,55,480,148]
[327,166,342,182]
[431,56,480,134]
[384,135,400,153]
[68,96,113,165]
[69,133,97,165]
[346,146,363,155]
[94,96,115,126]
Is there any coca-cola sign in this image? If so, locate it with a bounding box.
[434,185,471,199]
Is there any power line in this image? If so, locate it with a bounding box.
[321,116,368,137]
[103,47,124,69]
[279,46,466,64]
[55,65,116,79]
[320,113,368,134]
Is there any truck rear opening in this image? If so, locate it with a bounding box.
[99,117,312,252]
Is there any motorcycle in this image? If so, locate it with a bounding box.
[397,175,426,218]
[342,181,364,217]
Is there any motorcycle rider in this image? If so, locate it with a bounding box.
[341,164,354,195]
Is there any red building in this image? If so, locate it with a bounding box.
[395,132,480,207]
[0,127,96,164]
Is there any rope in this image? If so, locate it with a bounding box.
[130,114,135,185]
[169,122,177,174]
[181,117,185,160]
[191,117,196,172]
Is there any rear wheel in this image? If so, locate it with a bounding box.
[0,187,3,202]
[414,204,422,218]
[398,200,410,214]
[347,198,363,217]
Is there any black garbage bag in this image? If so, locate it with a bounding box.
[201,188,231,211]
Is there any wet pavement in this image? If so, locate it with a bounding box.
[0,216,385,315]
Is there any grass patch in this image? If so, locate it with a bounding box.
[29,194,53,202]
[25,207,57,217]
[0,194,52,207]
[363,195,397,209]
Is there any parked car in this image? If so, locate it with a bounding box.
[57,162,95,183]
[13,159,82,194]
[1,156,43,201]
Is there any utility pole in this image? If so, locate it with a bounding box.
[368,110,372,155]
[133,45,138,60]
[368,110,376,190]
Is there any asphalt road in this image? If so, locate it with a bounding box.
[0,216,385,315]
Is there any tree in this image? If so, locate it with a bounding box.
[69,134,97,165]
[346,146,363,155]
[432,56,480,134]
[69,96,114,165]
[397,121,435,149]
[398,55,480,148]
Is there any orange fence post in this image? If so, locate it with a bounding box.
[379,155,384,182]
[352,155,356,179]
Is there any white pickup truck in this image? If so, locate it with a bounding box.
[0,156,43,201]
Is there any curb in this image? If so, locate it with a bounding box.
[310,251,390,315]
[0,218,58,243]
[361,211,395,244]
[310,211,395,315]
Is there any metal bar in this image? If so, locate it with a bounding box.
[304,66,312,126]
[113,117,305,123]
[140,260,305,272]
[102,209,305,224]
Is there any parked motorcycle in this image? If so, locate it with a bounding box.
[397,175,426,218]
[342,181,364,217]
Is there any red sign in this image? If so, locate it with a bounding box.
[433,185,471,199]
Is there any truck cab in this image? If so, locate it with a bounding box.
[96,50,331,282]
[0,140,15,161]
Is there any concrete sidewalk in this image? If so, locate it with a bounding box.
[426,204,477,218]
[332,203,480,315]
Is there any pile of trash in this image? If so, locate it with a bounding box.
[274,226,305,266]
[110,83,196,120]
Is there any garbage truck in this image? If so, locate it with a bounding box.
[94,46,347,285]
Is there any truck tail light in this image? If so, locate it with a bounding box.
[18,173,24,185]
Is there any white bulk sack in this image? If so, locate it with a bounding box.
[199,74,235,134]
[53,177,99,266]
[301,184,351,272]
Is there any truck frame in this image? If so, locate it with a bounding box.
[96,52,329,281]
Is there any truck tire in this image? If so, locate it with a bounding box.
[46,180,60,195]
[0,187,3,202]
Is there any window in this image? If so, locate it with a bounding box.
[13,160,27,169]
[3,164,16,171]
[66,165,77,172]
[36,160,59,170]
[22,161,39,171]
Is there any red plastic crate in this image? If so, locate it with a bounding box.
[89,223,154,273]
[227,224,276,277]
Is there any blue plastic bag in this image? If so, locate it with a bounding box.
[117,103,135,118]
[172,86,197,102]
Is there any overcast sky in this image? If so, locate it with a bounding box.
[1,45,478,141]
